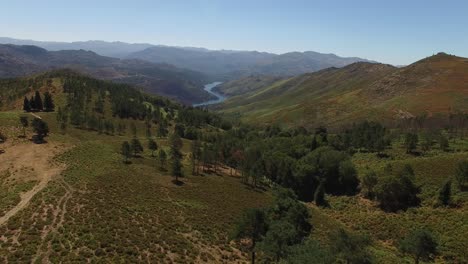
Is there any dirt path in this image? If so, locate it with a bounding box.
[0,142,69,226]
[29,112,42,119]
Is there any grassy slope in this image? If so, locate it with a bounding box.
[217,53,468,129]
[0,111,272,263]
[213,75,283,97]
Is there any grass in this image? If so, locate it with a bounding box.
[0,110,467,262]
[0,111,272,263]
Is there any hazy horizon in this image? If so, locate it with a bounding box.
[2,0,468,65]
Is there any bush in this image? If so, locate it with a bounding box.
[375,166,420,212]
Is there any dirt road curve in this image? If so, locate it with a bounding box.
[0,142,68,225]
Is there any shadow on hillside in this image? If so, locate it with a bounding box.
[172,179,185,186]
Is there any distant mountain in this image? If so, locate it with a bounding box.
[216,53,468,128]
[0,37,376,80]
[0,44,212,104]
[0,37,153,58]
[128,46,375,79]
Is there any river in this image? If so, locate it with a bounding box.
[193,82,225,107]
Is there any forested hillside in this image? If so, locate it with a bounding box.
[0,69,467,263]
[0,44,212,104]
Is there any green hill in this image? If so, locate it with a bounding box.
[0,70,467,263]
[217,53,468,129]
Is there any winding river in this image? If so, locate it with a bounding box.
[193,82,225,107]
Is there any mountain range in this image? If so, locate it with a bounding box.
[216,53,468,128]
[0,37,375,80]
[0,44,211,104]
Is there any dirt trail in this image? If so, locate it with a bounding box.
[0,142,68,225]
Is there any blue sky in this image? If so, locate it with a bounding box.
[1,0,467,65]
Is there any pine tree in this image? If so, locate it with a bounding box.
[23,97,31,112]
[438,180,451,206]
[314,179,327,207]
[131,138,143,157]
[148,139,158,157]
[29,95,36,110]
[43,91,55,112]
[34,91,43,111]
[31,118,49,143]
[121,141,131,163]
[170,133,183,183]
[158,149,167,169]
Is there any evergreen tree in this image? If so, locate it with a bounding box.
[314,179,326,207]
[231,208,268,264]
[34,91,43,111]
[169,133,183,182]
[404,133,418,153]
[131,138,143,157]
[399,229,438,264]
[361,170,378,199]
[31,118,49,143]
[438,180,451,206]
[191,140,201,175]
[43,91,55,112]
[23,97,31,112]
[148,139,158,157]
[29,95,36,110]
[158,149,167,169]
[121,141,131,163]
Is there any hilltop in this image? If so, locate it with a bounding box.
[0,44,212,104]
[216,53,468,128]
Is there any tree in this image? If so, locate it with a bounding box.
[158,149,167,169]
[455,160,468,189]
[121,141,131,163]
[231,208,268,264]
[438,180,451,206]
[404,133,418,153]
[314,179,326,207]
[19,116,29,137]
[148,139,158,157]
[34,91,43,111]
[438,134,449,151]
[31,118,49,143]
[174,123,185,137]
[43,91,55,112]
[23,97,31,112]
[361,170,378,199]
[131,138,143,157]
[259,220,297,262]
[330,228,372,264]
[375,168,420,212]
[169,133,183,182]
[191,140,201,175]
[399,229,438,264]
[29,95,36,110]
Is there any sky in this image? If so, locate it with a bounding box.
[1,0,467,65]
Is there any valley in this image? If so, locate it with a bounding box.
[1,4,468,262]
[192,82,225,107]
